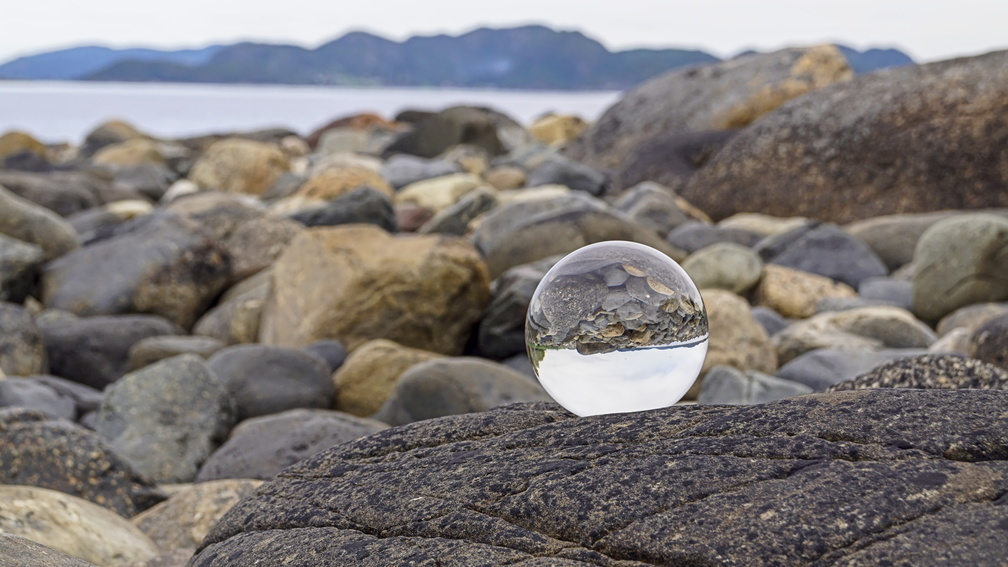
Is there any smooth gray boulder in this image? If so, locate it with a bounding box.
[775,347,928,391]
[697,365,812,404]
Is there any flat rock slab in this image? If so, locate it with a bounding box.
[193,390,1008,566]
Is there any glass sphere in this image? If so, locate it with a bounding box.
[526,241,709,416]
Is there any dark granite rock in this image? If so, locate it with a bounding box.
[0,533,99,567]
[0,408,165,517]
[38,313,181,389]
[0,301,47,376]
[476,256,558,359]
[287,186,397,232]
[94,355,236,483]
[385,106,530,159]
[194,389,1008,566]
[613,129,739,193]
[665,221,762,254]
[827,354,1008,391]
[207,345,334,421]
[970,314,1008,370]
[197,409,387,481]
[758,223,888,288]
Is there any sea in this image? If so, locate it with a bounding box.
[0,81,622,145]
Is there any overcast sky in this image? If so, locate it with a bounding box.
[2,0,1006,63]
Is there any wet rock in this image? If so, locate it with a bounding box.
[259,225,490,354]
[127,335,225,371]
[206,345,333,421]
[969,315,1008,370]
[698,365,812,404]
[682,243,763,294]
[827,354,1008,391]
[38,314,181,389]
[193,389,1008,567]
[759,223,888,288]
[372,357,551,426]
[0,183,79,261]
[0,485,158,567]
[197,410,387,481]
[0,302,46,376]
[188,138,290,196]
[0,234,43,302]
[665,220,762,254]
[94,355,236,483]
[752,264,857,319]
[912,214,1008,322]
[0,408,166,517]
[775,347,928,392]
[333,339,444,417]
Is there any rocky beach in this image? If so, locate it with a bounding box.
[1,44,1007,566]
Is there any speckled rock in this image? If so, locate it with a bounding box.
[0,485,158,566]
[131,480,264,553]
[0,408,165,517]
[94,355,236,483]
[969,315,1008,370]
[193,389,1008,566]
[197,409,387,481]
[0,533,98,567]
[827,354,1008,391]
[333,339,444,417]
[752,264,857,319]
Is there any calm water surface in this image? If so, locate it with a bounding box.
[0,81,621,144]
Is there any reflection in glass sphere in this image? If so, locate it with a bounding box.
[526,241,708,416]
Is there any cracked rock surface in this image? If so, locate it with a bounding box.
[191,389,1008,566]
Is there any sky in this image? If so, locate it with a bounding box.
[2,0,1006,64]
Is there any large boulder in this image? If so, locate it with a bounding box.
[566,45,851,169]
[259,225,490,354]
[612,129,739,193]
[684,50,1008,222]
[912,214,1008,322]
[193,389,1008,566]
[41,213,232,328]
[93,355,236,483]
[188,138,289,196]
[0,408,165,517]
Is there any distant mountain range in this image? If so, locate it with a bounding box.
[0,26,913,90]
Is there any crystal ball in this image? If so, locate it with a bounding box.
[526,241,709,416]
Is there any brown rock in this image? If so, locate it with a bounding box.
[752,264,857,319]
[294,166,392,201]
[0,130,48,161]
[188,139,289,196]
[530,114,589,147]
[333,339,444,416]
[92,138,167,167]
[482,165,527,190]
[259,225,490,354]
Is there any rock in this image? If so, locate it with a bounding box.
[525,155,608,196]
[206,345,333,421]
[68,200,155,245]
[384,106,530,158]
[381,154,461,189]
[937,302,1008,337]
[0,408,166,517]
[0,234,43,302]
[0,533,98,567]
[0,170,113,216]
[94,355,236,483]
[92,138,167,167]
[482,165,527,190]
[81,120,146,157]
[844,211,961,270]
[395,202,435,232]
[38,314,181,389]
[127,335,225,370]
[306,112,398,149]
[165,192,302,282]
[718,212,811,237]
[529,114,588,147]
[771,306,937,364]
[316,126,398,156]
[259,225,490,354]
[106,164,178,202]
[682,243,763,294]
[306,152,383,177]
[302,340,348,373]
[476,257,558,359]
[191,270,271,345]
[751,306,791,336]
[120,549,192,567]
[0,485,158,567]
[287,186,396,232]
[775,347,929,392]
[395,173,484,213]
[857,277,913,311]
[566,45,851,169]
[684,50,1008,222]
[332,339,444,417]
[665,221,762,254]
[41,213,232,329]
[472,192,684,278]
[372,357,551,426]
[292,166,392,202]
[970,315,1008,370]
[193,389,1008,566]
[758,223,888,288]
[912,214,1008,322]
[188,138,289,196]
[0,302,46,376]
[0,377,76,419]
[827,354,1008,391]
[698,366,812,404]
[613,129,739,192]
[197,410,387,481]
[697,290,778,398]
[131,480,264,552]
[752,264,857,319]
[0,183,79,261]
[613,182,707,237]
[0,130,48,161]
[27,375,104,420]
[418,185,499,236]
[929,328,973,356]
